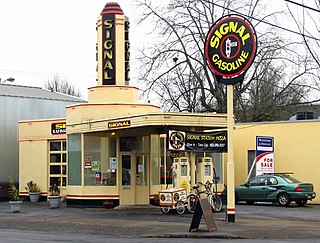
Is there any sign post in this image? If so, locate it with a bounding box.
[226,84,235,222]
[204,14,257,223]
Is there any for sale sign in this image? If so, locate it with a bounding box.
[256,136,274,175]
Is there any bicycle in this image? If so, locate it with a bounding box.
[186,182,205,213]
[204,180,223,212]
[186,180,223,213]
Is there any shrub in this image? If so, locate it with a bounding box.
[8,177,20,201]
[49,184,60,196]
[25,181,41,193]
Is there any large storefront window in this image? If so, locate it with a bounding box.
[120,136,149,153]
[68,134,82,185]
[49,140,67,189]
[84,134,116,186]
[151,134,160,185]
[159,136,186,185]
[159,136,224,185]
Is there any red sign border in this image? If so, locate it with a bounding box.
[205,14,257,80]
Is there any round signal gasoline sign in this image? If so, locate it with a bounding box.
[205,15,257,84]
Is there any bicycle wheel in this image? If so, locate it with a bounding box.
[160,206,170,214]
[176,200,186,215]
[186,194,197,213]
[209,194,223,212]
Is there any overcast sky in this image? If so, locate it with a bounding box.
[0,0,317,100]
[0,0,141,99]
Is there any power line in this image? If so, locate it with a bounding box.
[205,0,320,42]
[284,0,320,13]
[0,69,96,78]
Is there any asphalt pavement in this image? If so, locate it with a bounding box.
[0,201,320,242]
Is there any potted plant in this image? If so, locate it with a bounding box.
[25,181,41,202]
[8,177,23,213]
[48,184,62,209]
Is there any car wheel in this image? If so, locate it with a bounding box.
[295,199,307,207]
[246,200,255,205]
[278,192,291,206]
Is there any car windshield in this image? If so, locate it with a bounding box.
[278,174,301,184]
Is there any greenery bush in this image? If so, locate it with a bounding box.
[8,177,20,201]
[49,184,60,196]
[25,181,41,193]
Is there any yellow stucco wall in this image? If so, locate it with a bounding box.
[234,120,320,204]
[19,118,66,197]
[66,86,161,125]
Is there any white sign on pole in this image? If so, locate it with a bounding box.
[256,136,274,175]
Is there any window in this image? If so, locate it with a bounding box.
[120,137,137,151]
[248,150,256,179]
[49,140,67,191]
[84,134,117,186]
[68,134,82,185]
[269,177,278,185]
[249,177,267,186]
[159,136,185,185]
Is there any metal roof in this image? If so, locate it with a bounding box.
[0,84,86,102]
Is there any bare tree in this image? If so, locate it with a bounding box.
[134,0,320,122]
[44,74,82,98]
[285,0,320,105]
[286,0,320,68]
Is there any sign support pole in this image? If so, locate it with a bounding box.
[204,14,257,223]
[226,84,235,222]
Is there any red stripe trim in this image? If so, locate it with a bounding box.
[19,137,66,142]
[102,10,124,15]
[20,192,48,195]
[227,207,236,212]
[67,194,119,198]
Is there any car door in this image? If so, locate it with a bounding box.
[240,176,268,201]
[265,176,280,200]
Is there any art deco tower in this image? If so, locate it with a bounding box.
[96,2,130,86]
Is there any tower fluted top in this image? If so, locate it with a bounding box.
[101,2,124,15]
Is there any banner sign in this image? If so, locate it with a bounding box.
[256,136,274,175]
[108,120,131,129]
[168,130,227,153]
[51,122,66,135]
[101,12,116,85]
[204,14,257,85]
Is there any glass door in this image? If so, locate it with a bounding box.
[135,154,149,204]
[119,153,135,205]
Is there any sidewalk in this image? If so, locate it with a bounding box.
[0,201,320,240]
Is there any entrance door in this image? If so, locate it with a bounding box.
[119,153,149,205]
[119,153,135,205]
[135,154,149,204]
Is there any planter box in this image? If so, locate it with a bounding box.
[48,196,62,209]
[29,192,40,202]
[9,201,23,213]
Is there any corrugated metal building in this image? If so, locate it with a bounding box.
[0,84,85,198]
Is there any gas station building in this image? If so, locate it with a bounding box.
[18,3,229,207]
[18,2,319,207]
